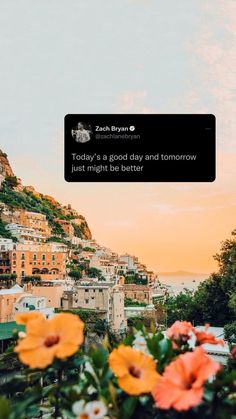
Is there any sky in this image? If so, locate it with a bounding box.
[0,0,235,273]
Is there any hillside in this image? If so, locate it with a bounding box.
[0,150,92,240]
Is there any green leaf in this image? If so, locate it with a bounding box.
[84,370,98,390]
[119,397,138,419]
[122,334,135,346]
[158,338,172,358]
[91,347,108,369]
[0,397,11,419]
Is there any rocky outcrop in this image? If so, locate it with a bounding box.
[0,150,15,183]
[0,150,92,240]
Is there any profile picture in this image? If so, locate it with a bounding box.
[71,122,92,143]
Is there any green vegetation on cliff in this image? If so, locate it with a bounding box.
[0,178,90,239]
[0,219,17,241]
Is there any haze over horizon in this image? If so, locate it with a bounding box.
[0,1,235,274]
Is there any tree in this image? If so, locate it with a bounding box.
[124,298,147,307]
[68,269,82,280]
[83,247,96,253]
[4,176,18,189]
[224,322,236,345]
[194,274,232,326]
[22,275,41,283]
[165,289,201,326]
[0,274,17,281]
[164,229,236,328]
[0,219,17,241]
[87,267,105,281]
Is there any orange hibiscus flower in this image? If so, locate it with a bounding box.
[109,344,160,395]
[152,347,220,411]
[15,311,44,325]
[15,313,84,369]
[166,321,194,343]
[194,325,224,346]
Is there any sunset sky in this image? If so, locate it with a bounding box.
[0,0,235,273]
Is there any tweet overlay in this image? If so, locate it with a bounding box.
[64,114,215,182]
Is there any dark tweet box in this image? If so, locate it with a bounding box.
[64,114,215,182]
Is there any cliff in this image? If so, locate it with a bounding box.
[0,150,15,180]
[0,150,92,240]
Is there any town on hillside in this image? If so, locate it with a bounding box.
[0,151,167,350]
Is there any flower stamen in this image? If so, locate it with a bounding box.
[129,365,142,378]
[44,335,60,347]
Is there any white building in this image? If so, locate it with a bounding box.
[90,255,117,278]
[6,223,45,243]
[0,238,14,251]
[119,254,137,271]
[13,294,54,319]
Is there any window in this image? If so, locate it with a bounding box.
[42,254,46,261]
[21,253,25,260]
[12,253,16,260]
[21,262,25,268]
[33,254,37,261]
[21,271,25,277]
[85,299,89,304]
[52,254,55,261]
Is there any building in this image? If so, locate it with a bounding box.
[6,223,46,243]
[123,284,152,304]
[1,207,51,240]
[116,260,129,275]
[0,283,54,323]
[119,254,137,271]
[0,238,14,252]
[146,271,158,286]
[9,242,68,283]
[0,249,11,275]
[62,283,126,333]
[25,281,64,308]
[90,255,117,278]
[13,294,54,319]
[0,284,25,322]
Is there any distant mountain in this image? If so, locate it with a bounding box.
[0,150,92,240]
[158,270,209,277]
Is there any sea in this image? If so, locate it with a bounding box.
[158,273,209,295]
